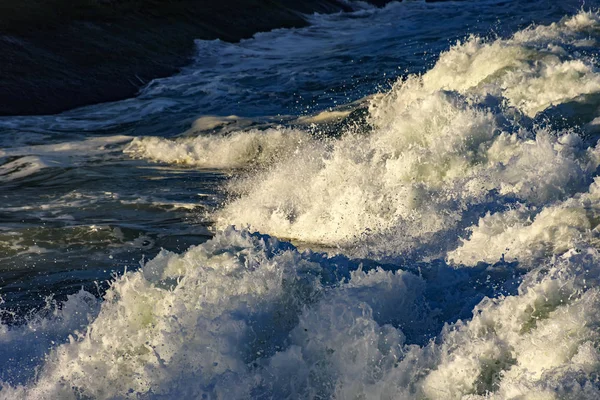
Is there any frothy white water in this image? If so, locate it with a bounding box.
[7,8,600,400]
[217,93,600,257]
[0,291,100,386]
[421,12,600,117]
[210,11,600,260]
[2,228,600,399]
[125,128,312,169]
[449,176,600,267]
[0,156,52,182]
[418,248,600,400]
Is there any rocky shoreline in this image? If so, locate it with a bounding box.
[0,0,397,116]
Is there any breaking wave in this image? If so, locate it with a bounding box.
[216,11,600,260]
[5,9,600,400]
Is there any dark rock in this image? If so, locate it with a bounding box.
[0,0,394,116]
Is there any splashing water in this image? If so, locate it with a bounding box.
[5,3,600,400]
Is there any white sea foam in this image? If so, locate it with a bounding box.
[125,128,312,169]
[2,229,600,399]
[218,92,600,257]
[185,115,252,132]
[417,248,600,399]
[421,11,600,117]
[0,156,52,182]
[449,176,600,266]
[1,135,132,158]
[6,8,600,400]
[0,291,100,386]
[212,11,600,259]
[295,109,353,124]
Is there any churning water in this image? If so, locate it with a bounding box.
[2,0,600,398]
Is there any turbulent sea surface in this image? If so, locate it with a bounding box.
[4,0,600,398]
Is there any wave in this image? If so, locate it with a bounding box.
[6,8,600,400]
[125,128,312,169]
[0,136,131,182]
[207,11,600,261]
[2,228,599,399]
[449,176,600,266]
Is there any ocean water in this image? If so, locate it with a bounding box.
[3,0,600,398]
